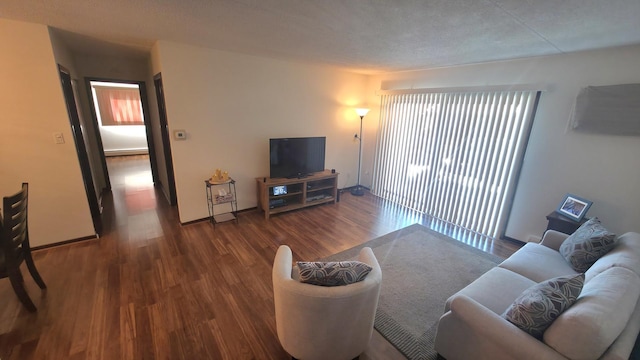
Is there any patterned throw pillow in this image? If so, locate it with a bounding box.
[297,261,372,286]
[559,217,617,272]
[503,273,585,339]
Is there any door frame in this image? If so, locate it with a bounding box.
[84,77,160,192]
[58,65,102,234]
[153,73,177,206]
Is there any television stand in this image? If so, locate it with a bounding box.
[286,174,309,179]
[256,170,338,219]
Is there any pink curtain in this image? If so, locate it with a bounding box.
[94,86,144,126]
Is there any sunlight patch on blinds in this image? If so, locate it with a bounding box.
[93,85,144,126]
[372,90,540,238]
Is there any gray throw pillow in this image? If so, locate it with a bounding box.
[503,273,585,339]
[297,261,372,286]
[559,217,617,272]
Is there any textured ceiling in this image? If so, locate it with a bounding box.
[2,0,640,73]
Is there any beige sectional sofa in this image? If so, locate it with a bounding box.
[434,230,640,360]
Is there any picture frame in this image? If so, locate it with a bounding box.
[556,193,592,222]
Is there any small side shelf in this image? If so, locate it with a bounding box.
[545,211,587,235]
[256,170,338,219]
[205,178,238,227]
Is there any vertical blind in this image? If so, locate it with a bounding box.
[372,90,540,238]
[93,86,144,126]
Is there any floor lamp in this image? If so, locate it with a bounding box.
[351,108,370,196]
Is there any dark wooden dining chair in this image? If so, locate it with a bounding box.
[1,183,46,312]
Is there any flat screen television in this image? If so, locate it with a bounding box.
[269,137,326,178]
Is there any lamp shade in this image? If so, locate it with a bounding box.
[355,108,370,117]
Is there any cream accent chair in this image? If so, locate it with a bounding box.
[272,245,382,360]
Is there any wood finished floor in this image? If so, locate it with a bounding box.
[0,155,522,359]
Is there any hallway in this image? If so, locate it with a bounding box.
[103,155,165,241]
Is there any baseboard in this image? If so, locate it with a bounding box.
[32,234,98,251]
[180,217,210,226]
[180,207,258,226]
[341,185,370,192]
[500,235,526,245]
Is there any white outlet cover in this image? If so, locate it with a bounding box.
[53,132,65,144]
[174,130,186,140]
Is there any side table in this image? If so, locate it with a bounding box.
[545,211,587,235]
[205,178,238,227]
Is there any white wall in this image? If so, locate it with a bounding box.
[73,54,153,160]
[368,45,640,241]
[48,29,107,207]
[99,125,149,156]
[151,41,369,223]
[0,19,95,246]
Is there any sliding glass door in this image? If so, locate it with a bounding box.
[373,89,540,238]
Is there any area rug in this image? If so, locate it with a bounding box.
[323,223,503,360]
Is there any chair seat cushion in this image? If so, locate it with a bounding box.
[446,267,536,315]
[297,261,372,286]
[499,243,577,283]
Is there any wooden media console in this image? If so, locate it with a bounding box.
[256,170,338,219]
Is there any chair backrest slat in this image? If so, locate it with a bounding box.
[0,182,45,312]
[2,183,29,252]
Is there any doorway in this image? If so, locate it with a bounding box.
[59,70,179,238]
[78,76,179,237]
[89,81,149,157]
[87,80,155,207]
[85,78,160,192]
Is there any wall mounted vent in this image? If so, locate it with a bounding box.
[571,84,640,135]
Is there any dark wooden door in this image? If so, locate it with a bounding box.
[138,82,160,185]
[58,65,102,234]
[153,73,177,206]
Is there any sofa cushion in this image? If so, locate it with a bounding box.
[445,267,535,314]
[297,261,372,286]
[544,267,640,359]
[502,273,584,339]
[559,217,617,272]
[499,243,577,283]
[586,232,640,281]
